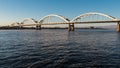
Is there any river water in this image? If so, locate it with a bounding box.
[0,29,120,68]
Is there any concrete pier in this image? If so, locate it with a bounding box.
[117,22,120,32]
[68,23,74,31]
[36,25,41,30]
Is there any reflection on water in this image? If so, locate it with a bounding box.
[0,29,120,68]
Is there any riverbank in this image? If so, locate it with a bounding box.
[0,26,111,30]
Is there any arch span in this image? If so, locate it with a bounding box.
[11,22,20,26]
[71,12,118,22]
[21,18,37,24]
[38,14,70,23]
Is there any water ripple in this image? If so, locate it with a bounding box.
[0,29,120,68]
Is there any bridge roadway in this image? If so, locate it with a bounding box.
[21,20,120,26]
[17,20,120,32]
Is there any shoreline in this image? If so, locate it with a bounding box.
[0,27,114,30]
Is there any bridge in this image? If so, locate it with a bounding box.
[11,12,120,32]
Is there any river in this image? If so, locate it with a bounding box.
[0,29,120,68]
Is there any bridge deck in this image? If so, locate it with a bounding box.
[20,20,120,26]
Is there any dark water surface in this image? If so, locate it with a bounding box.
[0,29,120,68]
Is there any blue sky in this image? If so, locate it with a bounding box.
[0,0,120,25]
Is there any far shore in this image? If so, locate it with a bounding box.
[0,26,115,30]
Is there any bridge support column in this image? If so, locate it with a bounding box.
[68,23,74,31]
[36,25,38,30]
[117,22,120,32]
[36,25,41,30]
[18,26,22,30]
[20,26,23,29]
[39,25,41,30]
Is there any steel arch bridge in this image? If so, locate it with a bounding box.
[11,12,120,32]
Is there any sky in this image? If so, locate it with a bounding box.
[0,0,120,26]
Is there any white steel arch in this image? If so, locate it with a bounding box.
[11,22,20,26]
[71,12,118,22]
[38,14,70,23]
[21,18,37,24]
